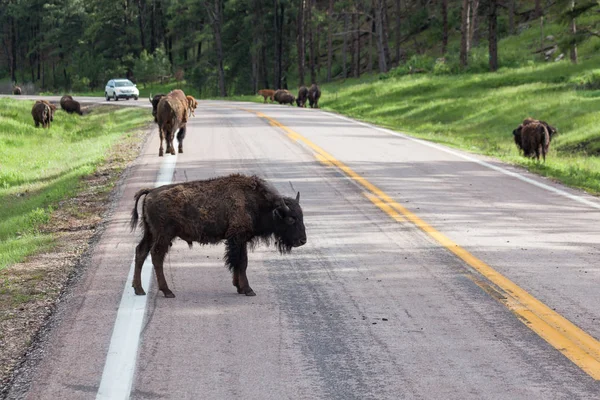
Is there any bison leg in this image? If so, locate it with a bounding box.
[133,231,153,295]
[177,126,186,154]
[225,239,255,296]
[151,240,175,298]
[158,128,165,157]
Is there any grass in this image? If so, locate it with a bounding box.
[0,99,149,270]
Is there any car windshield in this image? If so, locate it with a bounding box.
[115,81,134,87]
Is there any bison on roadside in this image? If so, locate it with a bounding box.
[274,89,295,106]
[130,174,307,298]
[149,93,166,123]
[516,121,550,162]
[32,102,52,128]
[308,84,321,108]
[60,95,73,110]
[61,98,83,115]
[13,86,22,95]
[513,117,557,161]
[186,95,198,118]
[35,100,57,122]
[296,86,308,107]
[156,89,188,156]
[258,89,276,103]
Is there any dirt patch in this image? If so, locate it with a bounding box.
[0,124,151,396]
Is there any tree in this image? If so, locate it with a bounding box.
[460,0,470,67]
[488,0,498,71]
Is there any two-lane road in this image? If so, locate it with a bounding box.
[4,97,600,399]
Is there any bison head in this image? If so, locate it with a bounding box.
[150,94,166,123]
[273,192,306,253]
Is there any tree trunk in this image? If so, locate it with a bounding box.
[381,0,391,66]
[442,0,448,54]
[508,0,515,34]
[308,0,316,83]
[212,0,227,96]
[395,0,401,63]
[10,16,17,83]
[297,0,305,86]
[137,0,146,50]
[460,0,470,67]
[488,0,498,71]
[375,0,388,72]
[368,9,374,73]
[535,0,542,18]
[326,0,333,82]
[570,0,577,63]
[150,0,156,51]
[354,10,360,78]
[469,0,479,50]
[342,12,349,78]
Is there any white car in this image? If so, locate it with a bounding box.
[105,79,139,101]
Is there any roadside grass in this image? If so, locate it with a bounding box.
[0,99,149,271]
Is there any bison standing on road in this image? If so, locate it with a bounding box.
[308,84,321,108]
[156,89,188,156]
[149,93,166,123]
[13,86,22,95]
[296,86,308,107]
[258,89,276,103]
[274,89,295,105]
[31,101,52,128]
[130,174,307,298]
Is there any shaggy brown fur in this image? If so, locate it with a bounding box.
[130,174,306,298]
[520,122,550,161]
[61,98,83,115]
[513,117,558,159]
[31,102,51,128]
[13,86,22,95]
[186,95,198,117]
[156,89,188,156]
[296,86,308,107]
[308,84,321,108]
[274,89,295,105]
[35,100,57,122]
[149,93,166,123]
[60,95,73,110]
[257,89,276,103]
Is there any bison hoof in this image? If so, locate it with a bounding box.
[178,148,183,154]
[162,289,176,298]
[238,287,256,296]
[245,289,256,296]
[134,287,146,296]
[159,149,164,157]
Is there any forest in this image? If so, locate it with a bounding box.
[0,0,599,97]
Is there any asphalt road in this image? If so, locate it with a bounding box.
[3,96,600,399]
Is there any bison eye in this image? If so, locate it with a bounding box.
[285,217,296,225]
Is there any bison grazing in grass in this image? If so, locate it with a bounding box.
[32,101,52,128]
[308,84,321,108]
[296,86,308,107]
[61,97,83,115]
[149,93,166,123]
[156,89,188,156]
[186,95,198,118]
[60,95,73,110]
[13,86,22,95]
[513,117,557,162]
[258,89,276,103]
[274,89,295,105]
[130,174,307,298]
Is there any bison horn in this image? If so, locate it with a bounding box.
[278,198,290,212]
[296,192,300,202]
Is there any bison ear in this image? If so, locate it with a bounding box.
[296,192,300,202]
[273,208,284,220]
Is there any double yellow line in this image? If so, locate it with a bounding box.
[243,108,600,380]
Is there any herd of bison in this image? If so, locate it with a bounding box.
[11,83,557,297]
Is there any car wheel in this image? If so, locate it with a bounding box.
[113,93,118,101]
[105,92,110,101]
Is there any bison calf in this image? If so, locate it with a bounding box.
[258,89,275,103]
[308,84,321,108]
[296,86,308,107]
[186,95,198,118]
[130,174,307,298]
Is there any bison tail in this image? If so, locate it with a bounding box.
[130,188,152,232]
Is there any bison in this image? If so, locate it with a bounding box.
[35,100,57,122]
[156,89,188,156]
[516,122,550,162]
[149,93,166,123]
[296,86,308,107]
[31,101,52,128]
[308,84,321,108]
[61,98,83,115]
[60,95,73,110]
[274,89,295,106]
[13,86,22,95]
[513,117,557,161]
[257,89,276,103]
[130,174,307,298]
[186,95,198,118]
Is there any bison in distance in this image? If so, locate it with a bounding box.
[296,86,308,107]
[513,118,557,162]
[156,89,188,156]
[274,89,295,105]
[308,84,321,108]
[130,174,307,298]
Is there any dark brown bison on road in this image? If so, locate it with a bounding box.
[149,93,166,122]
[156,89,188,156]
[274,89,295,105]
[31,102,52,128]
[296,86,308,107]
[308,84,321,108]
[130,174,307,298]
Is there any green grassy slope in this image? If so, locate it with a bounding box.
[0,100,149,270]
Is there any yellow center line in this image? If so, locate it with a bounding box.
[241,107,600,380]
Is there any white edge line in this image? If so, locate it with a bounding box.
[96,152,177,400]
[320,110,600,211]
